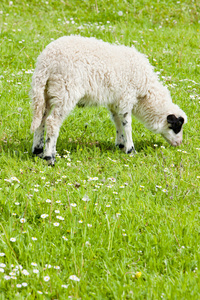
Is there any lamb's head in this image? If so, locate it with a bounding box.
[158,108,187,146]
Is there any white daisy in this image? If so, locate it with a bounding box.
[69,275,80,282]
[44,275,50,282]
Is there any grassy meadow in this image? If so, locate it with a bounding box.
[0,0,200,299]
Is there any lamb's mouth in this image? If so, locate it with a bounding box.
[161,135,182,147]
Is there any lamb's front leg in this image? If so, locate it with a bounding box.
[120,112,135,154]
[43,115,61,166]
[111,112,126,149]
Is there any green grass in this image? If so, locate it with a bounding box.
[0,0,200,299]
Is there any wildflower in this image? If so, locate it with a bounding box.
[116,213,121,217]
[0,253,5,256]
[16,284,22,288]
[156,185,162,189]
[10,177,20,183]
[135,272,142,279]
[197,176,200,179]
[41,214,48,219]
[162,189,168,193]
[4,179,12,183]
[78,220,83,223]
[21,270,29,276]
[9,272,16,276]
[15,202,20,205]
[122,233,127,236]
[33,269,39,274]
[44,275,50,282]
[46,199,51,203]
[12,213,17,216]
[54,266,60,270]
[41,177,46,180]
[4,275,11,280]
[10,237,16,242]
[108,177,116,182]
[0,268,4,273]
[82,195,90,202]
[85,241,91,246]
[87,224,92,227]
[32,237,37,241]
[45,264,52,269]
[31,262,37,267]
[54,210,60,214]
[61,284,68,288]
[20,218,26,223]
[62,236,68,241]
[22,282,28,287]
[53,222,60,227]
[69,275,80,282]
[88,177,98,181]
[0,263,6,268]
[106,204,111,207]
[56,200,61,204]
[118,11,123,16]
[37,291,43,294]
[56,216,64,220]
[71,203,77,207]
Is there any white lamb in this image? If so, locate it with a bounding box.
[31,35,187,165]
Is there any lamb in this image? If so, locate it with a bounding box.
[31,35,187,165]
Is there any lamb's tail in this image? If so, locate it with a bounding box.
[30,66,49,132]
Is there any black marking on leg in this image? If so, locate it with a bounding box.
[118,144,124,149]
[116,130,119,134]
[33,147,43,155]
[46,137,50,143]
[44,156,53,161]
[123,112,128,118]
[127,146,134,154]
[122,120,128,126]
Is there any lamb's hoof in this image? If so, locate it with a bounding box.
[44,156,56,166]
[126,146,135,154]
[116,144,125,149]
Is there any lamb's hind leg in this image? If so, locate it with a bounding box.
[32,109,49,158]
[43,104,67,166]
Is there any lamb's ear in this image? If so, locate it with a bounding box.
[167,114,177,124]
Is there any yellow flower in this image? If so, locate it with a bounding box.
[135,272,142,279]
